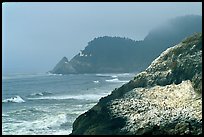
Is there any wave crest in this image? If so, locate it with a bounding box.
[93,80,100,83]
[96,73,133,78]
[47,72,62,76]
[27,93,109,101]
[2,96,25,103]
[105,78,129,83]
[28,91,52,97]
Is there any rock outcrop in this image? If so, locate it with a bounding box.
[71,33,202,135]
[49,57,76,74]
[50,15,201,74]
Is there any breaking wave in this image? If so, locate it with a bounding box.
[93,80,100,83]
[2,113,9,117]
[105,78,129,83]
[96,73,133,78]
[96,74,116,77]
[27,93,109,101]
[2,96,25,103]
[28,91,52,97]
[47,72,62,76]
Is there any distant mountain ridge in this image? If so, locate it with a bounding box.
[49,15,202,74]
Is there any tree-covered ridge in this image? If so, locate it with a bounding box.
[50,15,201,74]
[71,33,202,135]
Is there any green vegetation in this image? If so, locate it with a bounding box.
[71,33,202,135]
[50,15,201,74]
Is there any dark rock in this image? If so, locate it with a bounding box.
[49,57,76,74]
[71,33,202,135]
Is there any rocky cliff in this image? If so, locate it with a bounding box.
[71,33,202,135]
[50,15,201,74]
[49,57,76,74]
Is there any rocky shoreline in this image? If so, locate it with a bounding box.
[71,33,202,135]
[108,80,202,135]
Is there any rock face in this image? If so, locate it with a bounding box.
[50,15,201,74]
[71,33,202,135]
[109,80,202,135]
[49,57,76,74]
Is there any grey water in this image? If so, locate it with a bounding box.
[2,73,135,135]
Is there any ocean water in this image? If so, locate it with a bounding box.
[2,73,135,135]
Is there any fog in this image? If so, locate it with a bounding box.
[2,2,202,74]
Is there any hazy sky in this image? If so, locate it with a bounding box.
[2,2,202,74]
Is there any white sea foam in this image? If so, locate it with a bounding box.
[106,78,119,82]
[2,73,134,135]
[47,72,62,76]
[28,91,52,97]
[105,78,129,83]
[28,93,109,101]
[96,73,133,78]
[96,74,111,77]
[48,73,57,76]
[2,96,25,103]
[2,113,9,117]
[3,113,71,135]
[116,73,131,76]
[96,74,118,77]
[30,93,43,96]
[93,80,100,83]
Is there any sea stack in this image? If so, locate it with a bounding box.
[49,57,76,74]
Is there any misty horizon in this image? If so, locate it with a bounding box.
[2,2,202,74]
